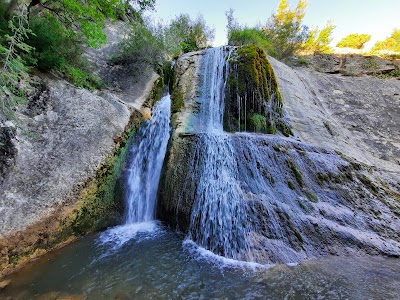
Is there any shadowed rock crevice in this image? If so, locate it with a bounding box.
[0,126,17,184]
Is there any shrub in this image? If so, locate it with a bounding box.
[0,12,33,119]
[228,27,273,54]
[248,113,267,132]
[336,33,371,49]
[372,29,400,52]
[163,14,215,57]
[302,22,335,54]
[26,14,102,90]
[28,14,84,71]
[115,19,165,73]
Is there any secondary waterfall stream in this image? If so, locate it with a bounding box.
[124,95,171,224]
[96,95,171,252]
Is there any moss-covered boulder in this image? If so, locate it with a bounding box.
[224,45,292,136]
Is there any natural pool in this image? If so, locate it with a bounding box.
[1,222,399,300]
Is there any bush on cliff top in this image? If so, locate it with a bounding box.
[226,0,334,60]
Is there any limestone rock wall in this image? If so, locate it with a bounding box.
[270,56,400,173]
[158,46,400,264]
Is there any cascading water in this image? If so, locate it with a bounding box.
[124,95,171,224]
[98,95,170,253]
[185,47,252,261]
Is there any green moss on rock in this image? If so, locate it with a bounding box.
[287,159,304,187]
[224,45,292,136]
[171,88,184,113]
[288,181,295,190]
[305,191,319,203]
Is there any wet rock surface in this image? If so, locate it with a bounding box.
[159,47,400,264]
[161,132,400,263]
[0,22,160,275]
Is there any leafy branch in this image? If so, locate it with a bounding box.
[0,10,34,118]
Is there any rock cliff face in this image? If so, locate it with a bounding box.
[158,47,400,264]
[0,22,160,275]
[270,56,400,172]
[293,53,400,77]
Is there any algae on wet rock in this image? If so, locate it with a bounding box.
[224,45,292,136]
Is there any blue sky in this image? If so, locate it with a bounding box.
[147,0,400,49]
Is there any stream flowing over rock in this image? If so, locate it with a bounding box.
[158,46,400,264]
[124,95,171,224]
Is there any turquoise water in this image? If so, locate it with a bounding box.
[1,222,399,300]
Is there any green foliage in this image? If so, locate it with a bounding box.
[261,0,308,59]
[248,113,267,132]
[26,14,102,90]
[228,27,273,53]
[336,33,371,49]
[4,0,155,49]
[28,14,83,71]
[117,19,165,72]
[0,11,33,119]
[226,10,273,55]
[372,28,400,53]
[65,66,102,90]
[163,14,215,57]
[373,69,400,79]
[227,1,334,59]
[302,22,335,54]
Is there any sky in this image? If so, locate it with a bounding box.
[146,0,400,50]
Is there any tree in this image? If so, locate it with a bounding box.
[336,33,371,49]
[302,22,335,54]
[261,0,308,59]
[3,0,155,47]
[226,9,272,53]
[0,10,33,118]
[225,9,239,36]
[163,14,214,57]
[372,29,400,52]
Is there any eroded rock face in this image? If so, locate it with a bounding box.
[270,56,400,172]
[158,46,400,264]
[295,53,400,77]
[0,78,130,237]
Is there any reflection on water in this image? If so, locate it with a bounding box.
[1,224,399,300]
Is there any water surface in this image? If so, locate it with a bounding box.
[1,222,399,300]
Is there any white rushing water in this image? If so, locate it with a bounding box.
[98,95,171,253]
[186,47,252,261]
[124,95,171,224]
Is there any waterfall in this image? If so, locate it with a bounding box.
[186,48,251,260]
[124,95,171,224]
